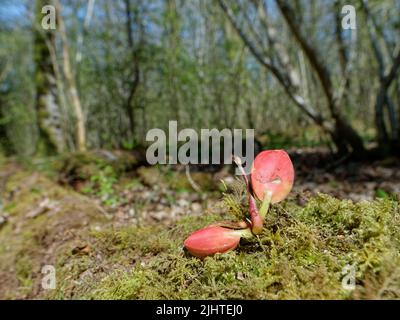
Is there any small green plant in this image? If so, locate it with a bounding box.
[121,140,135,150]
[82,165,120,207]
[375,188,389,199]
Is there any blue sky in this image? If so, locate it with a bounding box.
[0,1,26,18]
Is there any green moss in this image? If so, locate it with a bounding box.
[43,194,400,299]
[3,170,71,216]
[15,253,34,293]
[2,163,400,300]
[0,167,107,299]
[55,152,109,181]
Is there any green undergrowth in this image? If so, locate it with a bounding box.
[48,194,400,300]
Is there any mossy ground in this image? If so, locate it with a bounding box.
[1,159,399,299]
[45,195,399,300]
[0,162,107,299]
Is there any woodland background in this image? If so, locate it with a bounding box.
[0,0,400,300]
[0,0,399,157]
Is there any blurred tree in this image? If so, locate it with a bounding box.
[1,0,399,157]
[55,0,86,151]
[33,0,65,154]
[219,0,366,155]
[361,0,400,155]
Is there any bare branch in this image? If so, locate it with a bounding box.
[76,0,95,63]
[334,0,348,76]
[382,48,400,89]
[218,0,322,124]
[276,0,336,113]
[360,0,385,76]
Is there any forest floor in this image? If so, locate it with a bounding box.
[0,151,399,299]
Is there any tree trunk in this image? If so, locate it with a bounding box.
[361,0,400,155]
[55,0,86,152]
[219,0,365,156]
[34,0,65,154]
[331,115,366,156]
[123,0,140,144]
[276,0,365,156]
[0,95,13,155]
